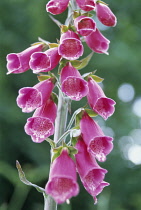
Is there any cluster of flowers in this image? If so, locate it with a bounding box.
[6,0,117,205]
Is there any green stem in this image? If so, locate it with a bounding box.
[44,90,70,210]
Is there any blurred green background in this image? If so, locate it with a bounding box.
[0,0,141,209]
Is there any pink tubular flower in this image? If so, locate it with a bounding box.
[75,138,109,203]
[46,0,69,15]
[74,16,96,36]
[58,30,84,60]
[29,47,61,74]
[76,0,95,11]
[45,148,79,204]
[60,63,88,101]
[24,98,57,143]
[96,3,117,27]
[80,112,113,162]
[87,77,116,120]
[16,79,54,113]
[6,44,43,74]
[85,28,110,54]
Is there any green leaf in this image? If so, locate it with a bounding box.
[76,52,94,70]
[16,161,45,193]
[91,74,104,83]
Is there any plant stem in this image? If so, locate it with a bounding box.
[44,90,70,210]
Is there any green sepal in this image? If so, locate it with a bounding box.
[37,74,51,82]
[70,60,82,68]
[71,136,78,147]
[45,138,56,148]
[31,41,43,46]
[48,43,59,48]
[51,92,58,105]
[73,10,81,19]
[16,160,45,193]
[82,12,93,17]
[75,110,84,127]
[76,52,94,70]
[85,108,98,117]
[58,58,69,74]
[90,74,104,83]
[61,25,69,33]
[68,24,76,32]
[96,0,108,6]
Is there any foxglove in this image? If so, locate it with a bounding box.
[60,62,88,101]
[16,79,54,113]
[24,98,57,143]
[45,148,79,204]
[58,30,84,60]
[87,77,116,120]
[6,44,43,74]
[29,47,61,74]
[80,112,113,162]
[96,2,117,27]
[46,0,70,15]
[85,28,110,54]
[74,15,96,36]
[75,138,109,204]
[76,0,95,11]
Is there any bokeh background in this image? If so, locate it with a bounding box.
[0,0,141,209]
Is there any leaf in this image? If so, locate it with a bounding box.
[16,161,45,193]
[76,52,94,70]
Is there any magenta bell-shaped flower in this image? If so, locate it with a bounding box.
[16,78,54,113]
[29,47,61,74]
[87,77,116,120]
[75,138,109,204]
[6,44,43,74]
[85,28,110,54]
[60,62,88,101]
[74,15,96,36]
[24,98,57,143]
[58,30,84,60]
[96,2,117,27]
[76,0,95,11]
[45,148,79,204]
[46,0,70,15]
[80,112,113,162]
